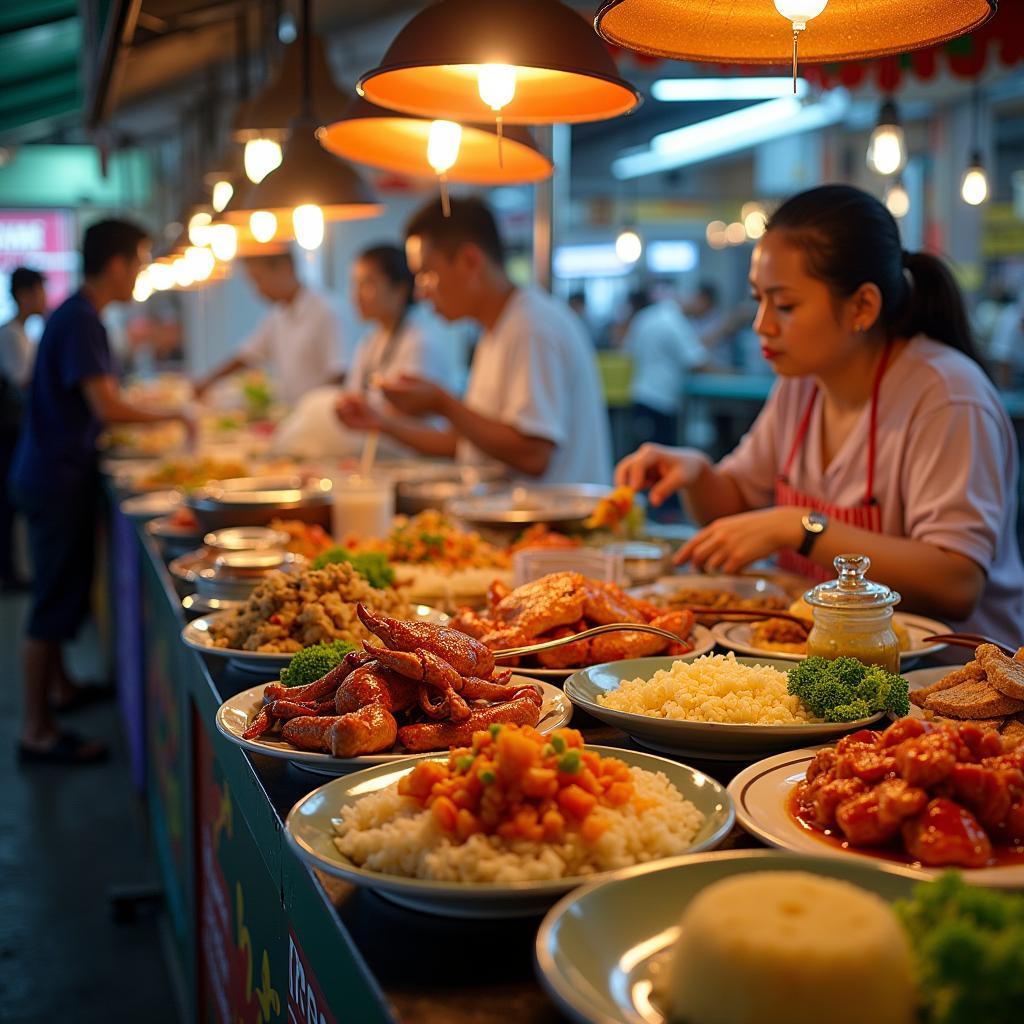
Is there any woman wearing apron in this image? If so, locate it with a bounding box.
[616,184,1024,647]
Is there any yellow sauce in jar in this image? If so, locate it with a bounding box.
[805,607,901,674]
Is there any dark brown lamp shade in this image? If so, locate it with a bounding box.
[358,0,639,124]
[594,0,996,64]
[223,121,384,223]
[234,33,352,140]
[317,98,553,184]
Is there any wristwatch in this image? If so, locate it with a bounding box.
[798,510,829,557]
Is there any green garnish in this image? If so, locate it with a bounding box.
[551,734,568,754]
[787,656,910,722]
[478,769,496,785]
[895,872,1024,1024]
[488,724,503,740]
[311,547,395,590]
[557,750,582,774]
[541,743,555,758]
[454,755,474,773]
[279,639,355,688]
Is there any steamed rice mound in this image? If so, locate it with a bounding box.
[599,652,819,725]
[332,766,703,883]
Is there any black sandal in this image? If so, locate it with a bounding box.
[51,683,116,713]
[17,731,109,765]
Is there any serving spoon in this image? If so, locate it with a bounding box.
[493,622,690,661]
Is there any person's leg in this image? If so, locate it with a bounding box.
[0,431,19,583]
[14,483,106,761]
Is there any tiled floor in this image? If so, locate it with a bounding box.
[0,593,178,1023]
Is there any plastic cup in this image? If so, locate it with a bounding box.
[330,474,395,542]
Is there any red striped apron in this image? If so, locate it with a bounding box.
[775,344,893,579]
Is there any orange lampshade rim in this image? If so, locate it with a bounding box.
[594,0,997,65]
[358,62,639,124]
[317,112,553,184]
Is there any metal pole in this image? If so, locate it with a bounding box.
[532,124,570,292]
[533,126,553,289]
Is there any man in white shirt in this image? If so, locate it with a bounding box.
[195,250,346,407]
[0,266,47,589]
[336,198,611,484]
[623,290,707,446]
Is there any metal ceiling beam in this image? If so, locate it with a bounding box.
[86,0,143,130]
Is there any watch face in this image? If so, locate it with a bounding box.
[804,512,827,533]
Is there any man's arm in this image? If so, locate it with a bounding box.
[194,354,250,397]
[436,392,553,476]
[82,375,189,427]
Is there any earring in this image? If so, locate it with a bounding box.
[854,323,865,333]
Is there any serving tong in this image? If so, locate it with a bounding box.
[922,632,1016,657]
[493,622,691,660]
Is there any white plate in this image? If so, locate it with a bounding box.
[216,678,572,773]
[181,605,449,675]
[711,612,948,666]
[564,655,885,762]
[446,484,610,526]
[120,490,182,520]
[729,747,1024,887]
[146,515,204,543]
[511,623,716,681]
[285,747,734,918]
[535,850,923,1024]
[629,573,789,603]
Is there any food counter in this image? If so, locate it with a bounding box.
[116,500,759,1023]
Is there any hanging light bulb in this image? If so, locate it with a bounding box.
[477,64,517,166]
[249,210,278,243]
[742,202,768,239]
[244,137,283,184]
[772,1,829,92]
[132,269,153,303]
[188,211,213,247]
[614,228,642,264]
[885,179,910,219]
[211,179,234,213]
[426,119,463,217]
[210,223,238,263]
[961,151,989,206]
[172,257,195,289]
[293,204,325,250]
[149,262,175,291]
[866,100,907,176]
[185,246,216,281]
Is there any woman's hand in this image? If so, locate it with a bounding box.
[380,375,447,418]
[675,507,804,573]
[614,443,709,507]
[335,393,383,432]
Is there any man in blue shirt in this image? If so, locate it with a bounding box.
[11,219,190,764]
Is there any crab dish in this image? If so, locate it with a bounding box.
[450,571,695,669]
[241,605,542,757]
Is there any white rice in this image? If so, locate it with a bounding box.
[332,766,704,883]
[598,652,818,725]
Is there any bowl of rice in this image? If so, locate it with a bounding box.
[285,725,733,918]
[564,653,886,761]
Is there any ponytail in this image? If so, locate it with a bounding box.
[768,184,982,366]
[897,250,981,363]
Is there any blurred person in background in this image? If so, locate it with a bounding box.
[10,220,192,765]
[194,249,347,407]
[0,267,47,590]
[988,288,1024,389]
[338,197,611,485]
[617,184,1024,647]
[276,243,460,459]
[622,284,707,447]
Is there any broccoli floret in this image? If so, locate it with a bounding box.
[861,664,910,717]
[827,698,872,723]
[311,548,395,590]
[279,639,355,688]
[895,873,1024,1024]
[787,656,909,721]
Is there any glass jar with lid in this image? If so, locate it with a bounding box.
[804,554,901,673]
